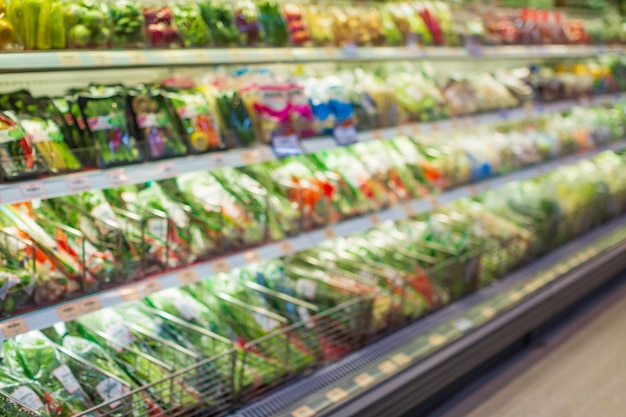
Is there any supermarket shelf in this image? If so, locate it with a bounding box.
[1,140,624,341]
[235,214,626,417]
[1,93,623,206]
[0,45,621,73]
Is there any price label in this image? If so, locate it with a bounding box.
[106,169,129,186]
[391,353,411,366]
[430,122,440,132]
[481,306,496,318]
[1,318,29,338]
[240,149,264,165]
[450,118,459,129]
[157,162,178,178]
[369,214,381,226]
[509,291,522,302]
[428,333,446,347]
[333,124,358,146]
[395,127,406,136]
[378,361,398,375]
[469,185,478,197]
[229,49,246,62]
[141,280,163,295]
[404,204,415,217]
[56,303,82,321]
[326,387,348,403]
[125,51,148,65]
[19,182,47,199]
[178,269,200,285]
[272,133,303,158]
[119,286,142,302]
[372,130,384,140]
[324,228,337,239]
[410,125,420,135]
[66,175,92,192]
[245,250,262,264]
[292,406,316,417]
[429,196,440,209]
[89,52,114,66]
[323,47,336,60]
[212,259,231,274]
[354,373,375,388]
[57,52,83,67]
[453,318,473,332]
[79,297,103,315]
[342,43,359,58]
[278,240,296,255]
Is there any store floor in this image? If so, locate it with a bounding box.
[429,275,626,417]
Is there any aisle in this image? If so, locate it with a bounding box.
[432,278,626,417]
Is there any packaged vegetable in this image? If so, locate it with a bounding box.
[128,87,188,160]
[282,2,310,45]
[110,0,145,48]
[77,90,143,167]
[256,0,287,46]
[211,88,256,147]
[198,0,238,45]
[63,0,111,49]
[165,89,223,153]
[19,116,82,173]
[143,4,182,48]
[171,1,211,47]
[0,111,46,181]
[234,0,262,45]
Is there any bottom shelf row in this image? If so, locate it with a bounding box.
[2,149,626,417]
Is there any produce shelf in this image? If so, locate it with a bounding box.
[0,45,621,74]
[234,214,626,417]
[0,93,622,206]
[2,139,624,342]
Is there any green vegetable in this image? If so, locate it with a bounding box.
[49,1,66,48]
[198,0,238,45]
[0,111,47,180]
[19,116,81,173]
[172,3,211,47]
[23,0,41,49]
[36,0,51,49]
[256,0,287,46]
[110,0,144,48]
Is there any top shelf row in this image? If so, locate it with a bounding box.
[1,45,624,73]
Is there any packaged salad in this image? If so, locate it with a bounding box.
[234,0,262,46]
[76,90,143,167]
[0,111,46,181]
[198,0,238,45]
[256,0,287,47]
[143,3,183,48]
[63,0,112,49]
[171,1,211,47]
[110,0,145,48]
[282,2,310,46]
[128,87,188,160]
[19,116,81,174]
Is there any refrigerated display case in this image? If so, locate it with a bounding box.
[1,1,626,417]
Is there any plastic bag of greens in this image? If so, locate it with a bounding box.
[198,0,238,45]
[256,0,287,46]
[172,1,211,47]
[165,89,223,153]
[0,363,65,417]
[210,88,256,147]
[110,0,145,48]
[234,0,262,45]
[9,331,96,415]
[63,0,112,49]
[128,87,188,160]
[19,116,81,173]
[77,90,143,167]
[0,111,47,181]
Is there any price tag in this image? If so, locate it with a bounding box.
[372,130,384,140]
[1,318,28,338]
[229,49,246,62]
[324,228,337,239]
[56,303,82,321]
[141,280,163,295]
[245,250,262,264]
[326,387,348,403]
[212,259,231,274]
[429,196,440,209]
[430,122,440,132]
[89,52,114,66]
[354,373,375,388]
[57,52,83,67]
[369,214,381,226]
[481,306,496,318]
[391,353,411,366]
[66,175,92,192]
[119,286,142,302]
[404,204,415,217]
[106,169,129,186]
[394,127,406,136]
[157,162,178,178]
[450,118,459,129]
[240,149,264,165]
[410,125,420,135]
[19,182,47,199]
[278,240,296,255]
[291,406,316,417]
[453,318,473,332]
[509,291,522,302]
[125,51,148,65]
[469,185,478,197]
[378,361,398,375]
[178,269,200,285]
[79,297,103,315]
[428,333,446,347]
[323,47,336,60]
[342,43,359,58]
[333,124,358,146]
[272,133,303,158]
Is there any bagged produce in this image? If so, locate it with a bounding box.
[256,0,287,46]
[198,0,238,45]
[63,0,111,49]
[110,0,145,48]
[171,1,211,47]
[234,0,262,46]
[0,111,46,181]
[142,4,183,48]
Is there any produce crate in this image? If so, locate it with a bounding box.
[238,295,370,404]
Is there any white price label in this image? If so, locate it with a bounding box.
[157,162,177,178]
[79,297,103,315]
[57,53,83,67]
[333,124,358,146]
[272,133,303,158]
[210,152,229,168]
[354,373,375,388]
[53,365,82,394]
[96,378,127,409]
[89,52,114,66]
[326,387,348,403]
[19,182,47,199]
[106,169,129,186]
[66,175,92,192]
[125,51,148,65]
[178,269,200,285]
[11,386,45,411]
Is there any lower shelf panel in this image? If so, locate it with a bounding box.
[233,215,626,417]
